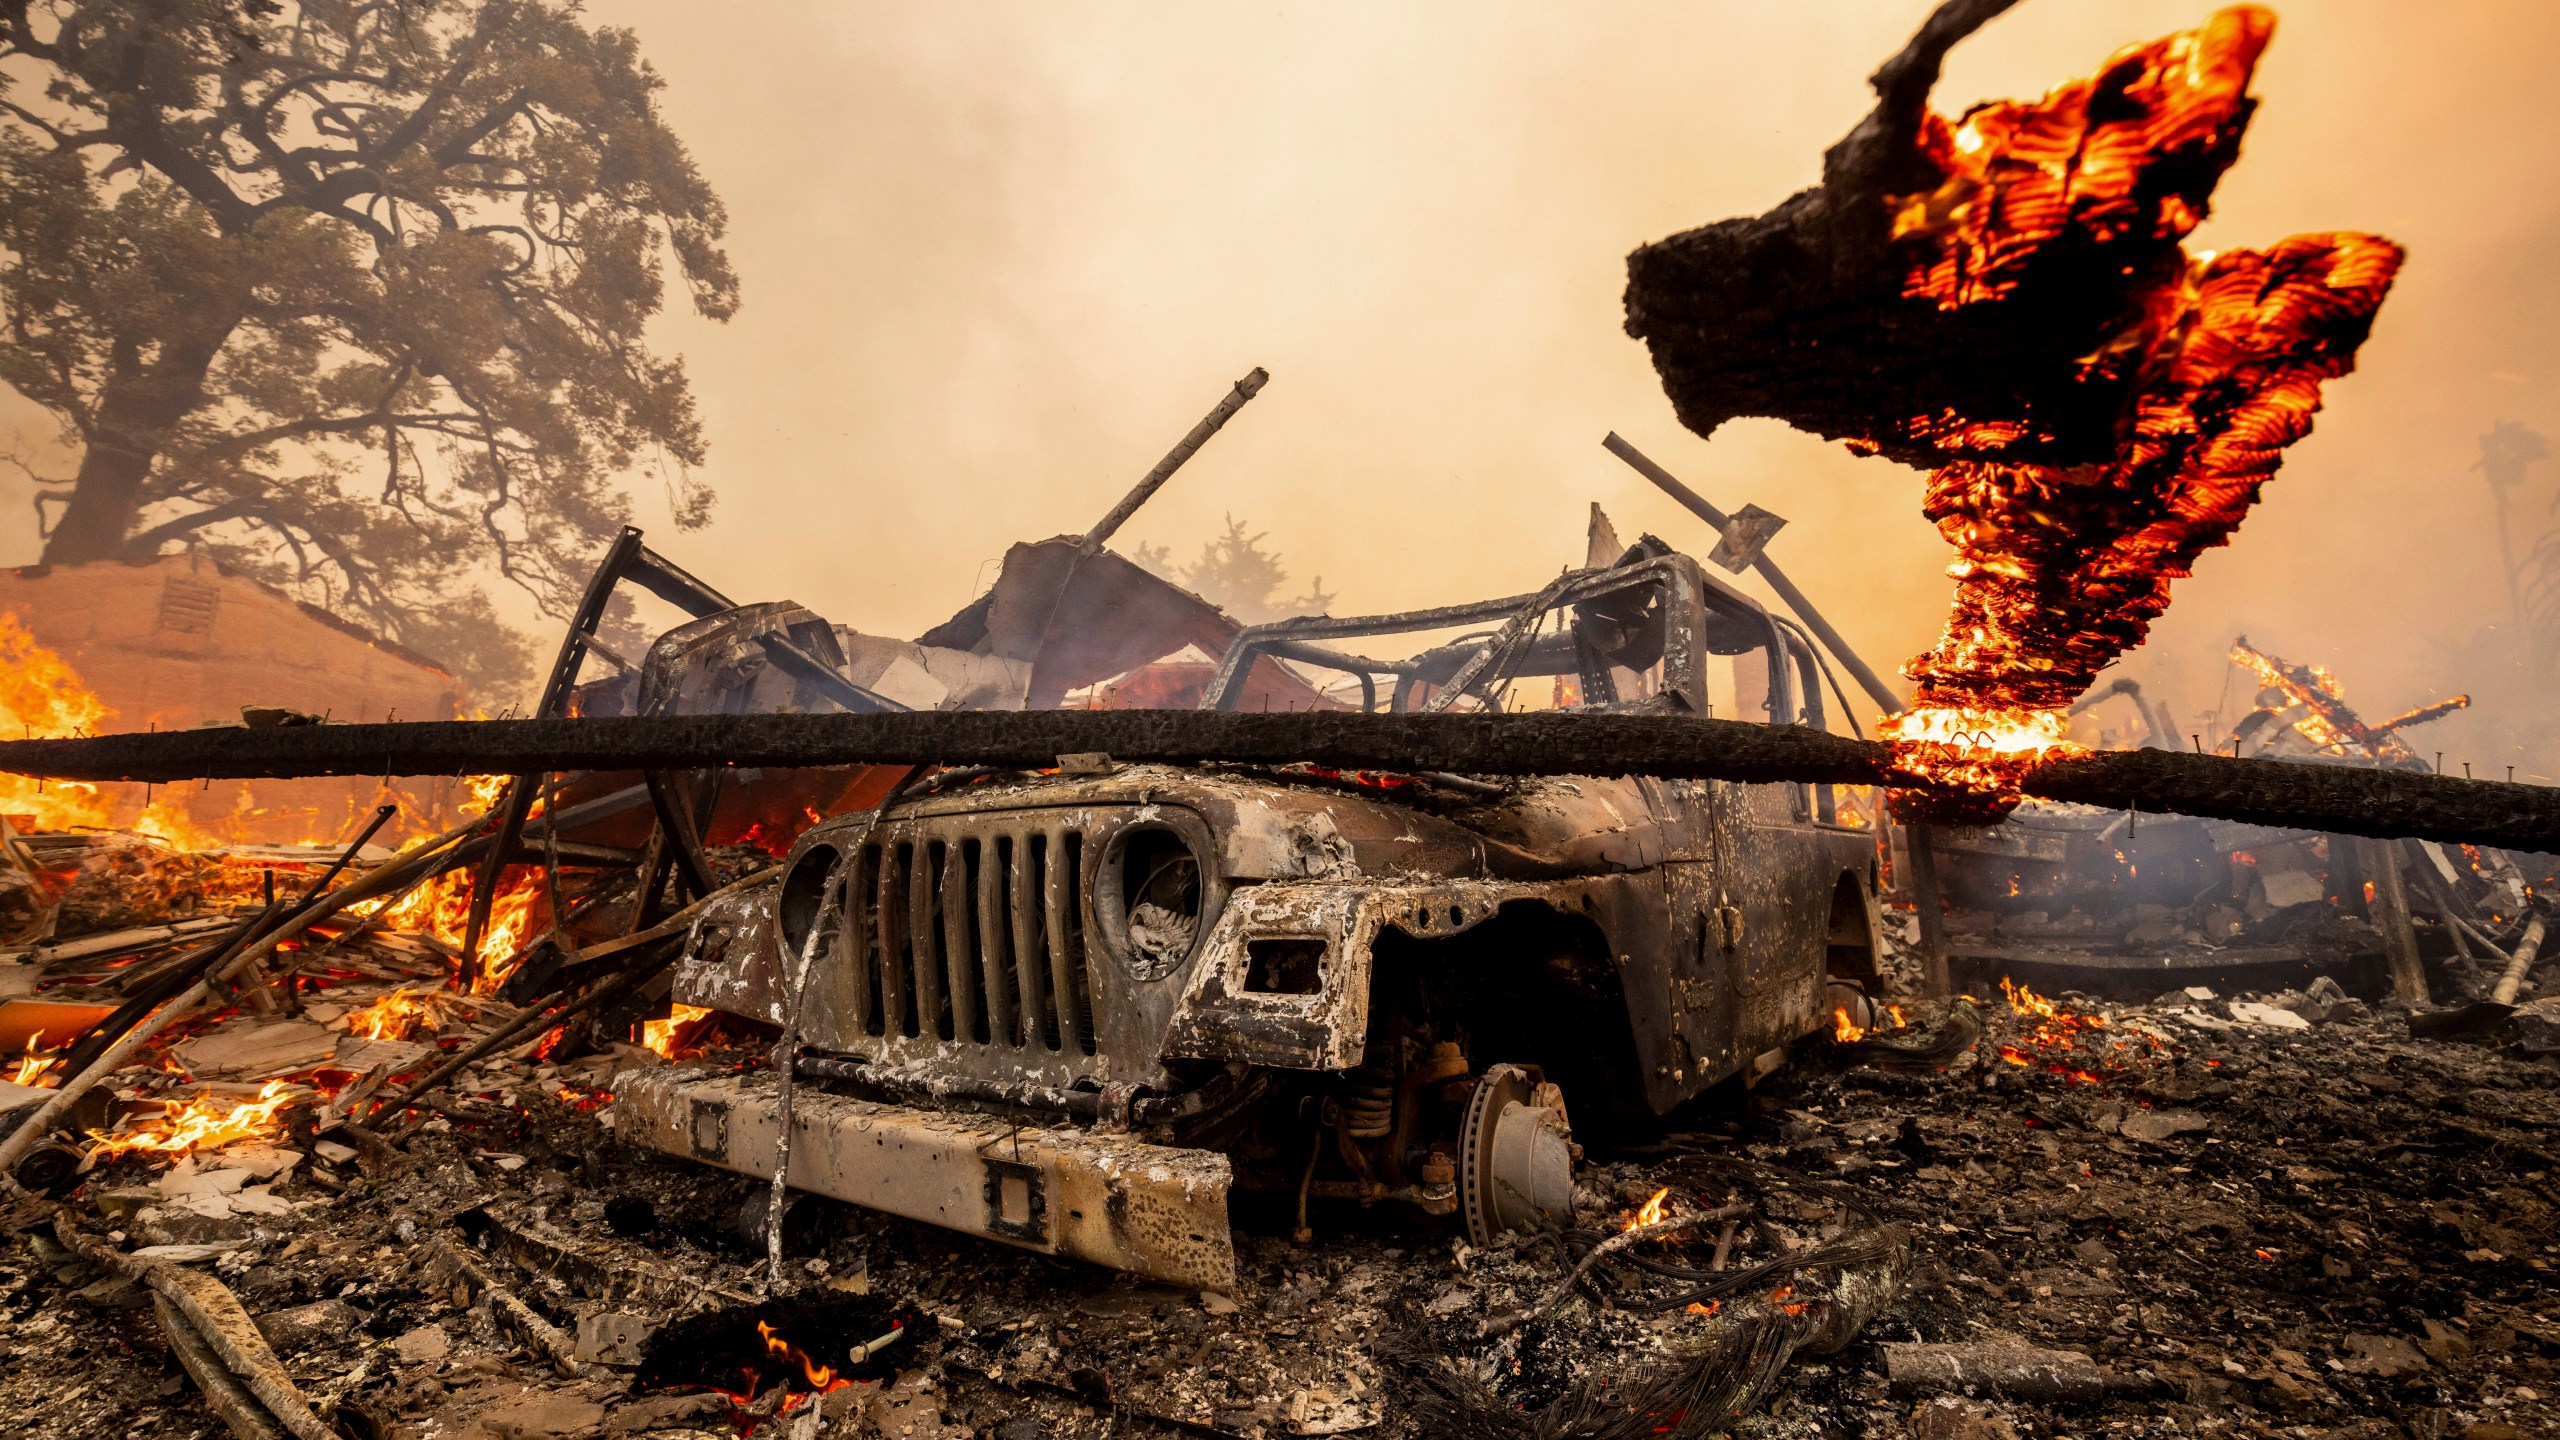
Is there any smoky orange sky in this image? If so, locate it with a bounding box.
[5,1,2555,769]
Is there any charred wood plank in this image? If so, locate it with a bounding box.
[2014,746,2559,856]
[0,712,2552,851]
[0,710,1884,785]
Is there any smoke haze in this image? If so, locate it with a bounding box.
[4,1,2553,769]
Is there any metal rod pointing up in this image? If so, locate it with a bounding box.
[1603,433,1905,719]
[1082,367,1271,553]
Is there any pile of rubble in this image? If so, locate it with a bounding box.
[6,856,2555,1440]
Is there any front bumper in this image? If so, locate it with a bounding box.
[615,1066,1237,1292]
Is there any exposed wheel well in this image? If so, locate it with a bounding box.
[1370,899,1650,1116]
[1824,872,1882,990]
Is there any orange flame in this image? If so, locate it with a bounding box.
[347,864,547,993]
[9,1029,61,1087]
[1991,977,2131,1085]
[1833,1007,1866,1044]
[344,987,444,1041]
[1867,8,2400,824]
[758,1320,847,1393]
[87,1078,295,1161]
[640,1003,718,1061]
[1622,1187,1670,1232]
[0,611,222,845]
[2000,976,2057,1020]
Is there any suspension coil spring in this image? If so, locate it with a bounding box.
[1338,1065,1396,1139]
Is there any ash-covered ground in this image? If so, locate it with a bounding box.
[7,972,2555,1440]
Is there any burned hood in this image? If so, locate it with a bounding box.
[861,765,1668,883]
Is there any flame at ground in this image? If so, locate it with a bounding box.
[1833,1007,1865,1044]
[758,1321,847,1394]
[345,987,446,1041]
[1622,1187,1671,1232]
[10,1029,62,1086]
[350,864,547,994]
[87,1078,296,1160]
[1865,7,2400,823]
[1990,977,2149,1086]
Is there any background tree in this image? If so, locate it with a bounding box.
[1135,514,1332,624]
[0,0,736,697]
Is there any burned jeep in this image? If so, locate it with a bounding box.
[618,540,1882,1291]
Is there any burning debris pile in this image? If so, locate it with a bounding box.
[9,943,2553,1440]
[1625,2,2401,822]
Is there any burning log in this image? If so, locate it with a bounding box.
[0,711,2550,851]
[1623,2,2401,823]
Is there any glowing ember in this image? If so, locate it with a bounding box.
[87,1078,296,1161]
[1833,1008,1866,1044]
[1869,8,2401,823]
[640,1003,719,1060]
[9,1029,62,1087]
[1622,1186,1671,1232]
[1987,977,2150,1086]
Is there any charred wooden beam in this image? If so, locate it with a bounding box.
[0,711,2550,852]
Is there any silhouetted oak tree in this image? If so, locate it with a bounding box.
[0,0,736,694]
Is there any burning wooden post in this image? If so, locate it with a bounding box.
[1623,1,2401,825]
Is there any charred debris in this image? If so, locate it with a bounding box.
[0,361,2549,1440]
[2,7,2558,1438]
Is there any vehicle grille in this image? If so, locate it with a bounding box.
[845,821,1099,1056]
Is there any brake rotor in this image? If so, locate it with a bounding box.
[1457,1063,1577,1246]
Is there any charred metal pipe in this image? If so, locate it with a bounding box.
[0,710,2552,851]
[1081,367,1271,553]
[1603,433,1905,718]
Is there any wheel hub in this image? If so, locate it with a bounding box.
[1457,1063,1576,1245]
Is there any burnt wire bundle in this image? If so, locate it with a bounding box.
[1393,1163,1909,1440]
